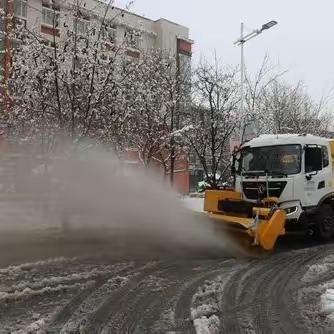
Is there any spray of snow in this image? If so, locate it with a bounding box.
[181,197,204,213]
[0,148,243,265]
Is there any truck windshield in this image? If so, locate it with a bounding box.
[240,144,301,176]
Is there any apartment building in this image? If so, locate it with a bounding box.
[0,0,193,193]
[0,0,192,71]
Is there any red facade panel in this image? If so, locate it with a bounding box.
[126,49,140,59]
[177,38,192,56]
[41,25,60,37]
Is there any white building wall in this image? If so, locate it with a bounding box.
[154,18,189,56]
[26,0,42,31]
[20,0,190,55]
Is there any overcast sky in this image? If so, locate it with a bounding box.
[116,0,334,102]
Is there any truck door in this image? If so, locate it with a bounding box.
[304,145,331,206]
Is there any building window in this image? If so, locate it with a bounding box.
[125,29,141,49]
[0,0,27,20]
[0,15,3,33]
[102,24,116,44]
[0,0,5,11]
[75,17,89,35]
[42,5,60,27]
[14,0,27,19]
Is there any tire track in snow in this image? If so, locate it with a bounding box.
[219,263,253,334]
[273,247,334,334]
[84,260,228,333]
[82,261,169,333]
[219,245,334,334]
[219,252,302,333]
[99,261,215,333]
[128,262,200,334]
[172,260,234,334]
[47,262,138,332]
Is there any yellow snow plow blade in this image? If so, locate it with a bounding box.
[204,190,287,251]
[206,210,286,250]
[255,209,286,250]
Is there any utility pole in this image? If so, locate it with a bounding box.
[234,20,278,143]
[239,22,245,143]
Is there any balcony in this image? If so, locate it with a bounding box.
[41,5,60,36]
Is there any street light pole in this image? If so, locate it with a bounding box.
[234,20,278,143]
[240,22,245,142]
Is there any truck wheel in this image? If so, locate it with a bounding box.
[317,204,334,240]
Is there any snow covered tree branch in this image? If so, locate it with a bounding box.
[182,58,239,188]
[123,49,189,171]
[5,0,137,154]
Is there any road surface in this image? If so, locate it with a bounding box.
[1,232,334,333]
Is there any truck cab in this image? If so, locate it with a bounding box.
[234,134,334,236]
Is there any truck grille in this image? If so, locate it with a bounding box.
[242,181,287,200]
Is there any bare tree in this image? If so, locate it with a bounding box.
[244,55,286,135]
[244,56,332,136]
[261,80,332,135]
[182,58,239,188]
[123,49,188,173]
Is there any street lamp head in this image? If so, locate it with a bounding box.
[261,20,278,31]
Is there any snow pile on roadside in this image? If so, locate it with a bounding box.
[0,281,94,303]
[12,317,48,334]
[193,315,220,334]
[181,197,204,212]
[7,267,113,292]
[191,303,219,320]
[321,288,334,319]
[320,279,334,320]
[303,255,334,282]
[0,257,77,276]
[190,276,225,334]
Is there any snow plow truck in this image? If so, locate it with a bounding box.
[204,134,334,250]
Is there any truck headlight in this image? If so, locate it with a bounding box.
[284,206,298,215]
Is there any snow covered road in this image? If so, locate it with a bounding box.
[1,196,334,332]
[1,244,334,333]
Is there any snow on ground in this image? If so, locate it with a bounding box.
[321,288,334,319]
[320,280,334,321]
[0,281,94,303]
[12,317,49,334]
[181,197,204,213]
[0,257,77,276]
[193,315,220,334]
[0,257,133,332]
[302,254,334,282]
[190,275,226,334]
[299,254,334,326]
